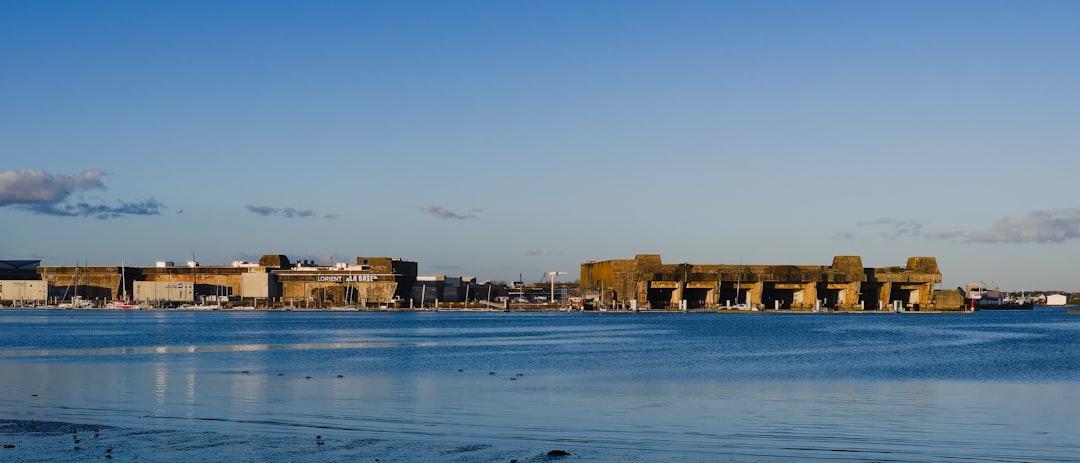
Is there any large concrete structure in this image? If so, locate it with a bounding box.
[35,254,418,307]
[276,257,417,307]
[36,265,131,301]
[580,255,953,311]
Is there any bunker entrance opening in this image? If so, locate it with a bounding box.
[762,285,801,309]
[682,288,710,309]
[647,287,675,309]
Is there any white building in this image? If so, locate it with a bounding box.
[0,280,47,303]
[1044,294,1068,306]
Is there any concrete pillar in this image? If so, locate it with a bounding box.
[878,283,892,311]
[918,284,932,305]
[748,282,763,308]
[802,283,818,311]
[706,286,720,307]
[671,282,684,310]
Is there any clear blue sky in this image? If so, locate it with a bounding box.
[3,1,1079,289]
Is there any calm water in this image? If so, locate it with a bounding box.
[1,309,1078,462]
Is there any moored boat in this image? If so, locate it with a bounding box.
[964,283,1034,311]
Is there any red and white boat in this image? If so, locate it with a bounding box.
[107,261,139,309]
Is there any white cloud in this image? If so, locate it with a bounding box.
[0,169,105,206]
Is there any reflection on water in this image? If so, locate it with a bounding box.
[0,309,1079,461]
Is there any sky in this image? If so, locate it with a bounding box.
[2,1,1080,289]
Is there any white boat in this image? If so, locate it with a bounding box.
[58,296,92,309]
[178,304,221,310]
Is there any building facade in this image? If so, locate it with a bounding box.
[275,257,417,307]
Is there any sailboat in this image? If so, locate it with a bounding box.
[728,260,755,311]
[107,261,138,309]
[58,260,92,309]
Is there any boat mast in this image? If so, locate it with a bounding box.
[735,258,742,307]
[192,252,197,305]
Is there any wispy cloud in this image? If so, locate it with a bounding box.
[832,232,856,241]
[246,205,277,216]
[856,218,924,239]
[245,205,331,219]
[525,249,565,257]
[0,169,164,219]
[24,199,164,219]
[421,206,479,220]
[927,208,1080,244]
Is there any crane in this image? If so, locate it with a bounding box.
[546,271,568,303]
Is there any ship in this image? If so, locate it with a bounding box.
[964,283,1034,311]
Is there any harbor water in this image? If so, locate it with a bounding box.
[1,309,1078,461]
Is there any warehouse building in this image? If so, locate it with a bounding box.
[133,281,194,303]
[580,255,954,311]
[0,280,47,304]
